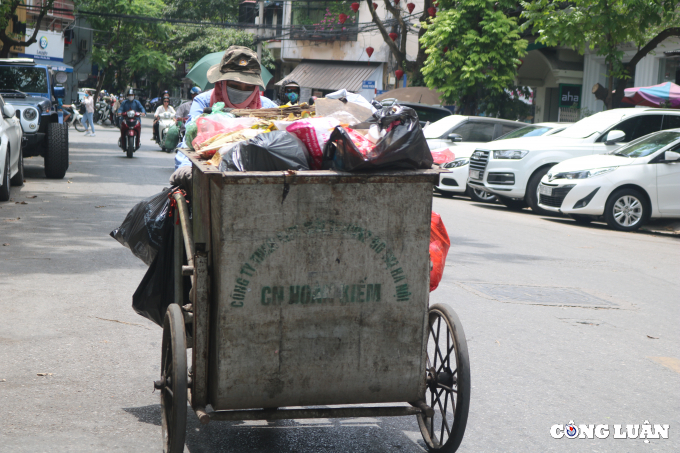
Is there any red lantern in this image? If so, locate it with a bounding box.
[351,2,360,12]
[389,32,398,41]
[366,46,374,58]
[428,6,437,17]
[373,2,378,9]
[407,2,415,13]
[338,13,348,24]
[394,0,400,4]
[443,46,448,53]
[395,69,404,81]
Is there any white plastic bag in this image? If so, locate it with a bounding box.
[326,89,377,113]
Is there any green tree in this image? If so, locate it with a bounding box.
[0,0,56,58]
[420,0,527,114]
[168,26,275,74]
[79,0,175,103]
[521,0,680,109]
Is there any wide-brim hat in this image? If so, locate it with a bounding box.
[207,46,264,90]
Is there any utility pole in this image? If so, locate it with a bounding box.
[257,0,264,60]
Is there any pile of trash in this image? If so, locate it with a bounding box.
[182,94,433,173]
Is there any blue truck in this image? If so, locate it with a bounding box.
[0,58,69,179]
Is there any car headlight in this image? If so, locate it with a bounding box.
[23,108,38,121]
[493,150,529,159]
[442,158,469,169]
[550,167,618,180]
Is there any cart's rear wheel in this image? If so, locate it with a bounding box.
[417,304,470,453]
[160,304,187,453]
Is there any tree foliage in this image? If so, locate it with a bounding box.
[521,0,680,109]
[420,0,527,113]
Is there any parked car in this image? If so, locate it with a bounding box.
[379,98,451,126]
[435,122,570,202]
[425,116,533,201]
[0,94,25,201]
[468,108,680,214]
[0,58,69,179]
[537,130,680,231]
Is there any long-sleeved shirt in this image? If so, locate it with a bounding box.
[187,90,276,122]
[82,96,94,113]
[117,99,146,114]
[175,101,192,120]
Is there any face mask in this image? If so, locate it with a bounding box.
[286,92,299,103]
[127,96,134,101]
[227,86,254,104]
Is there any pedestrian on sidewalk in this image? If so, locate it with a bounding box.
[81,93,95,136]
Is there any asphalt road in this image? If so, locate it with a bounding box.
[1,122,678,452]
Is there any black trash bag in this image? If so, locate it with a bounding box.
[110,188,173,266]
[322,105,433,172]
[221,131,311,172]
[131,219,180,326]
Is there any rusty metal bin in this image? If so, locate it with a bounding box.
[157,152,471,453]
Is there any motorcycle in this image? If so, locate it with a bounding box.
[95,98,112,125]
[118,110,142,158]
[63,105,86,132]
[156,111,176,152]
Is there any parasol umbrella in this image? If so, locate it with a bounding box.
[375,87,443,105]
[622,82,680,108]
[185,51,273,91]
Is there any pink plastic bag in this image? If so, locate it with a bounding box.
[345,127,376,156]
[192,117,259,150]
[286,118,340,170]
[431,147,455,164]
[429,212,450,292]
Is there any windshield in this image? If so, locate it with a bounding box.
[0,66,48,93]
[413,107,451,124]
[496,125,553,140]
[553,110,627,139]
[611,131,680,158]
[423,116,467,139]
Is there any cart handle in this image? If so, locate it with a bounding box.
[173,192,195,269]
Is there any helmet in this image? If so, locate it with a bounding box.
[279,79,300,104]
[127,88,134,96]
[190,87,202,96]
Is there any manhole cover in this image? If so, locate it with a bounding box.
[461,283,617,308]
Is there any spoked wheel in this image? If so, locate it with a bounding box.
[159,304,187,453]
[417,304,470,453]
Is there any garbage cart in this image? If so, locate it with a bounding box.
[157,151,471,453]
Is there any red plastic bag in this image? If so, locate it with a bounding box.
[431,147,455,164]
[429,212,450,291]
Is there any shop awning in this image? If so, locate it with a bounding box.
[276,62,381,92]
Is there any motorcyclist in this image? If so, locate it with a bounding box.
[278,79,301,105]
[117,88,146,141]
[175,87,201,122]
[153,95,175,141]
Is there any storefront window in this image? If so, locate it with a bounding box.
[658,58,680,84]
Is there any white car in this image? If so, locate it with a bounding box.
[435,123,569,202]
[468,108,680,214]
[537,130,680,231]
[0,94,24,201]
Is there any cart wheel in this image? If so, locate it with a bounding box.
[160,304,187,453]
[417,304,470,453]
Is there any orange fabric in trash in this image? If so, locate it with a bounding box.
[429,212,450,291]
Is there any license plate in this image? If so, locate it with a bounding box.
[539,185,552,196]
[470,170,481,180]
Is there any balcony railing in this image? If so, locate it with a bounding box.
[289,23,359,41]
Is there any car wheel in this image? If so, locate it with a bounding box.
[526,167,552,215]
[570,214,592,225]
[604,188,648,231]
[44,122,69,179]
[0,152,10,201]
[467,185,497,203]
[10,148,23,186]
[497,195,527,210]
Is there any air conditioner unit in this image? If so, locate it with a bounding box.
[79,39,87,51]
